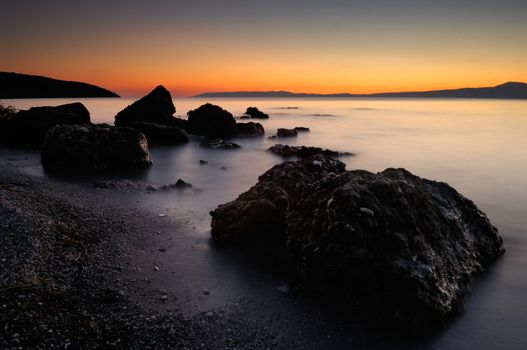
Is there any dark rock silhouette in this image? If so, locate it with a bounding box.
[245,107,269,119]
[235,122,265,137]
[268,144,352,158]
[114,86,189,145]
[125,122,189,145]
[200,139,241,150]
[115,86,176,126]
[187,103,237,138]
[210,156,504,326]
[0,72,119,98]
[276,128,297,137]
[42,124,153,170]
[0,103,90,147]
[294,127,310,132]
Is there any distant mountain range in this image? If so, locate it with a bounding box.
[195,82,527,99]
[0,72,119,98]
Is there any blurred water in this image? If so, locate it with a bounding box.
[5,97,527,348]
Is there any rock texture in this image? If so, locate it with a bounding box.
[245,107,269,119]
[200,139,241,150]
[0,103,90,147]
[235,122,265,137]
[268,144,353,158]
[187,103,237,138]
[210,156,504,326]
[276,128,298,137]
[114,86,188,144]
[42,124,153,170]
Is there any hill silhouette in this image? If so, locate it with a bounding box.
[195,82,527,99]
[0,72,119,98]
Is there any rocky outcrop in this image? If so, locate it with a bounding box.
[114,86,189,145]
[115,85,176,126]
[200,139,241,150]
[0,103,90,147]
[187,103,237,138]
[125,122,189,145]
[276,128,297,137]
[41,124,153,170]
[245,107,269,119]
[268,144,353,158]
[235,122,265,137]
[210,156,504,326]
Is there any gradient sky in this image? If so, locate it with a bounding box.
[1,0,526,96]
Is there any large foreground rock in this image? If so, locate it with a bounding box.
[187,103,236,138]
[42,124,153,170]
[210,156,504,326]
[0,103,90,147]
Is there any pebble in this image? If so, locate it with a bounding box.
[202,289,210,295]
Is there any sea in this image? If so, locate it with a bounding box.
[3,97,527,349]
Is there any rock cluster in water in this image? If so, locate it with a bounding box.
[210,155,504,326]
[268,144,353,158]
[245,107,269,119]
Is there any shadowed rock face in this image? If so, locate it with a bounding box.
[114,86,189,145]
[276,128,297,137]
[210,156,504,326]
[187,103,237,138]
[115,85,176,125]
[235,122,265,137]
[245,107,269,119]
[42,124,153,170]
[0,103,90,147]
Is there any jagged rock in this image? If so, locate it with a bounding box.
[125,122,189,145]
[245,107,269,119]
[294,127,310,132]
[210,156,504,326]
[276,128,297,137]
[235,122,265,137]
[200,139,241,150]
[187,104,236,138]
[0,103,90,147]
[268,144,353,158]
[115,85,176,126]
[41,124,152,170]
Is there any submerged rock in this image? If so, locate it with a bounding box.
[210,156,504,326]
[245,107,269,119]
[200,139,241,150]
[268,144,353,158]
[187,103,237,138]
[276,128,297,137]
[0,103,90,147]
[235,122,265,137]
[294,127,310,132]
[42,124,153,170]
[125,122,189,145]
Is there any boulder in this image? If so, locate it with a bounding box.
[187,103,237,138]
[268,144,353,158]
[0,103,90,147]
[42,124,153,170]
[200,139,241,150]
[276,128,297,137]
[115,85,176,126]
[245,107,269,119]
[294,127,310,132]
[125,122,189,145]
[235,122,265,137]
[210,156,504,326]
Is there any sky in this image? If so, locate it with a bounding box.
[1,0,527,96]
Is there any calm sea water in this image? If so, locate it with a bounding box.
[5,97,527,348]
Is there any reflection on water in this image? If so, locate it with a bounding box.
[5,97,527,349]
